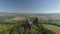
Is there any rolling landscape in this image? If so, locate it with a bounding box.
[0,13,60,34]
[0,0,60,34]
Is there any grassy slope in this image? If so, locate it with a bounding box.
[0,24,57,34]
[0,24,14,33]
[43,24,60,34]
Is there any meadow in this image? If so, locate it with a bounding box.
[0,13,59,34]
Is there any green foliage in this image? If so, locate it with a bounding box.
[0,20,55,34]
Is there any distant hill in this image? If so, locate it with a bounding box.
[0,12,60,16]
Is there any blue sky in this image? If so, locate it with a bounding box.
[0,0,60,13]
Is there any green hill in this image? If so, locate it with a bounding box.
[43,24,60,34]
[0,20,55,34]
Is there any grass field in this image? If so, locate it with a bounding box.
[0,24,60,34]
[43,24,60,34]
[0,24,14,33]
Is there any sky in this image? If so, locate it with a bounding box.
[0,0,60,13]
